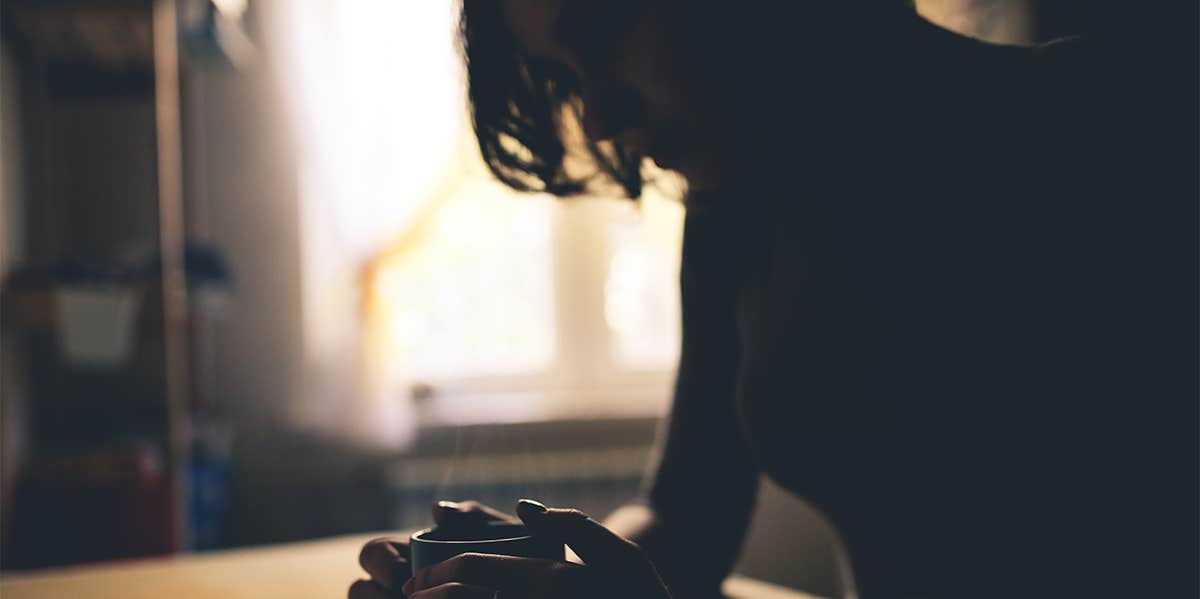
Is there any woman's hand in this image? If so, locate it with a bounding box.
[350,501,518,598]
[403,500,672,599]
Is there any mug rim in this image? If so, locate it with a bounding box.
[410,524,533,545]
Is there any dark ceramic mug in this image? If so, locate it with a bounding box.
[409,521,565,574]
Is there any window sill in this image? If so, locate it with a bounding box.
[413,381,672,427]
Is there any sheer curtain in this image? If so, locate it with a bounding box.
[270,0,466,447]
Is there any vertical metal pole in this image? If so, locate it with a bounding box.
[152,0,191,552]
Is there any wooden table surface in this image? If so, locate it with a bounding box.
[0,534,820,599]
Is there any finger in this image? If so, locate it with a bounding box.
[433,500,518,528]
[348,579,393,599]
[359,537,412,589]
[409,582,501,599]
[407,553,569,594]
[515,500,644,571]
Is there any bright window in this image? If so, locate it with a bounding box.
[368,176,685,425]
[371,181,558,381]
[279,0,685,432]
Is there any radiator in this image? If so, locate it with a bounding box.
[383,445,653,529]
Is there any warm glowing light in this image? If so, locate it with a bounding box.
[604,193,684,368]
[282,0,465,259]
[212,0,247,19]
[277,0,685,430]
[373,182,558,380]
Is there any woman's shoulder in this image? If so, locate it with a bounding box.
[1020,33,1191,195]
[1025,33,1188,120]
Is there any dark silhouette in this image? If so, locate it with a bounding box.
[355,2,1198,597]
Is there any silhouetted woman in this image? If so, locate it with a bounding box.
[353,2,1197,597]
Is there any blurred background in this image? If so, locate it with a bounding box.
[0,0,1143,596]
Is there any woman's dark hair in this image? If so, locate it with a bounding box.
[459,0,644,199]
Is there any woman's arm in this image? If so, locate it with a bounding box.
[605,204,760,599]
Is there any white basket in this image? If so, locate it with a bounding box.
[53,285,142,368]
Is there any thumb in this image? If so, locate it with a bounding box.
[516,499,644,571]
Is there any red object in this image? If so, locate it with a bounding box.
[5,444,176,569]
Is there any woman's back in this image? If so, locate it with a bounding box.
[687,17,1198,596]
